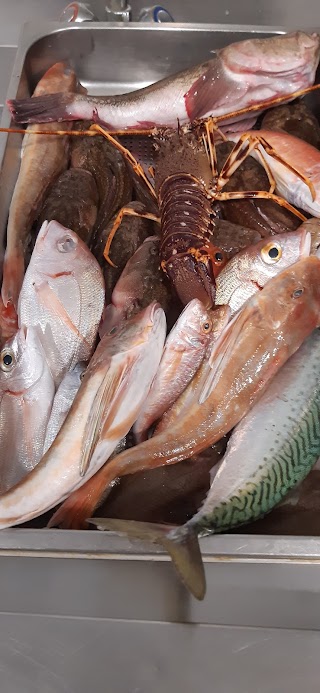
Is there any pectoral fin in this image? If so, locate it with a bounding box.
[80,363,127,477]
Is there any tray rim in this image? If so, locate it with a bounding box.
[0,20,319,560]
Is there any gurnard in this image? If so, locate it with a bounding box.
[50,305,229,529]
[7,33,320,131]
[92,326,320,600]
[59,256,320,537]
[134,301,230,443]
[0,303,166,529]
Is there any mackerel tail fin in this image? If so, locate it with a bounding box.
[7,93,77,124]
[89,518,206,601]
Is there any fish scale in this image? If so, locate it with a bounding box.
[192,329,320,534]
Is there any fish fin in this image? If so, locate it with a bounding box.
[2,249,25,309]
[199,307,251,404]
[7,93,76,124]
[89,518,206,601]
[48,464,115,530]
[34,281,91,349]
[80,363,127,477]
[184,59,239,121]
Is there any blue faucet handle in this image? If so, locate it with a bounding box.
[138,5,174,22]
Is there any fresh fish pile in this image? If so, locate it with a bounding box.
[1,31,320,603]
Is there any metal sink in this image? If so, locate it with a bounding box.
[1,19,320,693]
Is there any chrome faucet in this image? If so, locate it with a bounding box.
[105,0,132,22]
[59,1,174,23]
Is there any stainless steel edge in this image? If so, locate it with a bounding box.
[0,529,319,561]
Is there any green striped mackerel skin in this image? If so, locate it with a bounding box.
[191,329,320,535]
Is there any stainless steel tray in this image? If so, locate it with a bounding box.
[1,22,320,692]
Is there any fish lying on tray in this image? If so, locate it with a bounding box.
[1,30,320,603]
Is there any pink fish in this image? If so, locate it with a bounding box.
[7,33,319,131]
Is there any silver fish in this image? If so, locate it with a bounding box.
[7,33,320,130]
[0,327,55,492]
[18,220,105,387]
[0,302,166,529]
[43,363,85,454]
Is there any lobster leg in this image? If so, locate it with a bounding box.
[214,132,316,201]
[89,124,157,201]
[104,206,160,266]
[213,190,307,221]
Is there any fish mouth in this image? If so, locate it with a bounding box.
[250,280,263,292]
[300,230,311,258]
[146,301,163,325]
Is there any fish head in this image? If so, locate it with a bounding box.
[221,31,320,85]
[33,62,80,96]
[176,299,229,350]
[0,326,48,394]
[33,220,99,278]
[260,255,320,330]
[239,229,311,289]
[92,301,167,366]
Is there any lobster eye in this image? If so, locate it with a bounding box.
[214,251,224,264]
[0,348,15,372]
[261,242,282,264]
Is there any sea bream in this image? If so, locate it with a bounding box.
[0,302,166,529]
[0,327,55,492]
[7,32,320,131]
[2,62,84,309]
[43,363,85,454]
[215,227,311,315]
[18,220,105,386]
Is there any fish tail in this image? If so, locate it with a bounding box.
[89,517,206,600]
[7,93,79,124]
[1,248,25,309]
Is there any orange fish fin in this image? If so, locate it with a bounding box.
[79,363,128,477]
[48,466,115,530]
[199,306,253,404]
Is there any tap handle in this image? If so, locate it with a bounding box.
[138,5,174,22]
[59,2,97,22]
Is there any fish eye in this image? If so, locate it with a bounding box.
[80,370,86,381]
[261,242,282,264]
[109,326,118,335]
[202,319,212,333]
[0,348,15,372]
[291,288,304,298]
[214,251,225,264]
[57,235,77,253]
